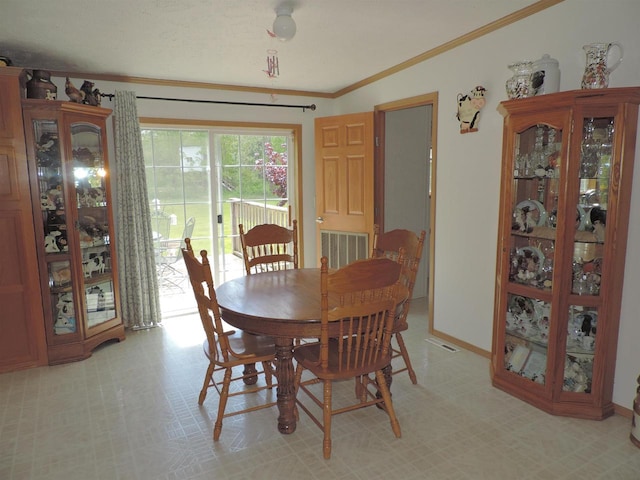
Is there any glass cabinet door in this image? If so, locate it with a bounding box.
[71,122,117,328]
[503,124,563,385]
[561,115,613,394]
[33,118,78,337]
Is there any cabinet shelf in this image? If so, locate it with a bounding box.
[505,328,549,348]
[492,87,640,420]
[83,272,114,287]
[512,227,556,240]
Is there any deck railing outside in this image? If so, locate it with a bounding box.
[229,199,289,255]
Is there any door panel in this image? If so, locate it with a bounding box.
[315,112,374,263]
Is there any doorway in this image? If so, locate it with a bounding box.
[375,93,437,330]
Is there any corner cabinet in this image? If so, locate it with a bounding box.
[23,99,125,364]
[491,88,640,419]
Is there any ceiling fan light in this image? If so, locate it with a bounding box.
[273,7,296,41]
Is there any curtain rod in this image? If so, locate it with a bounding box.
[100,93,316,112]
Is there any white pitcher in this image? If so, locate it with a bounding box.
[581,42,623,89]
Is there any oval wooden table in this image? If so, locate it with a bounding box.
[216,269,324,435]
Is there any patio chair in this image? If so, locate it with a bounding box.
[156,216,196,291]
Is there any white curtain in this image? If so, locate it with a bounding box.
[113,91,161,328]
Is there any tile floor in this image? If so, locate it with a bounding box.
[1,298,639,479]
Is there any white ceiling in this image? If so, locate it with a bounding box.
[1,0,543,95]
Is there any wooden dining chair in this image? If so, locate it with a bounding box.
[239,220,298,275]
[182,238,277,441]
[371,224,426,384]
[293,255,404,459]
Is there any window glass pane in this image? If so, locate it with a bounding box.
[238,165,266,200]
[180,130,209,168]
[184,168,210,203]
[155,167,184,203]
[152,130,182,167]
[219,134,240,166]
[221,165,240,198]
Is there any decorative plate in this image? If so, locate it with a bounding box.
[508,295,535,317]
[513,199,548,233]
[512,245,545,282]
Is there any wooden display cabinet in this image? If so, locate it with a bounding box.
[0,68,48,372]
[491,87,640,419]
[23,99,125,364]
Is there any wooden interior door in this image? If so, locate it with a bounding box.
[314,112,374,265]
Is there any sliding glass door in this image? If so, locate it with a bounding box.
[141,126,296,303]
[212,130,294,282]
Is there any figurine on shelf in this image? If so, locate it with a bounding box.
[35,132,60,167]
[78,228,94,248]
[45,209,68,252]
[54,292,76,335]
[590,206,607,242]
[44,231,62,253]
[80,80,101,106]
[65,77,84,103]
[87,285,106,311]
[456,85,487,134]
[82,254,106,278]
[51,264,72,286]
[40,193,55,210]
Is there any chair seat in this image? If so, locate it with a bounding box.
[393,316,409,333]
[204,330,276,364]
[294,339,392,380]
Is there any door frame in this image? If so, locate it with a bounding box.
[374,92,438,334]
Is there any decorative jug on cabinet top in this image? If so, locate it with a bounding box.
[506,62,534,99]
[581,42,623,89]
[26,69,58,100]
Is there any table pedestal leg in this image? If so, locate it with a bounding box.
[242,363,258,385]
[274,337,296,434]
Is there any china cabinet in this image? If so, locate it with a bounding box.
[23,99,125,364]
[0,68,48,372]
[491,87,640,419]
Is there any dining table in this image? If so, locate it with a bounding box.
[215,268,399,435]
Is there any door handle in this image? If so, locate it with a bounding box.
[316,216,324,223]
